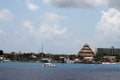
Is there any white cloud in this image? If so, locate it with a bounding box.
[22,12,69,40]
[96,8,120,41]
[39,23,68,38]
[40,12,68,38]
[41,12,65,24]
[0,9,13,21]
[43,0,104,8]
[26,2,39,11]
[22,20,35,35]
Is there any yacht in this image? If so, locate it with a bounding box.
[42,63,56,68]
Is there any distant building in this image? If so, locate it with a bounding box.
[41,58,51,63]
[103,56,116,62]
[73,58,81,63]
[77,43,94,60]
[59,56,65,63]
[95,47,120,56]
[31,54,36,59]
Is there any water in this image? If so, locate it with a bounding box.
[0,62,120,80]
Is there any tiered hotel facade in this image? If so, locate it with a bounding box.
[77,43,94,60]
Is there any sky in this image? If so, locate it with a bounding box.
[0,0,120,54]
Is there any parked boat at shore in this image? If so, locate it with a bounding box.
[102,62,117,64]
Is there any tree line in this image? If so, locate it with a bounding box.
[0,50,76,62]
[1,50,120,63]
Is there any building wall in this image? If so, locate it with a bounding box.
[77,43,94,57]
[96,47,120,56]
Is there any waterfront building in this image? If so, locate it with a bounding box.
[102,56,116,62]
[30,54,37,59]
[95,47,120,56]
[73,58,81,63]
[41,58,51,63]
[77,43,94,60]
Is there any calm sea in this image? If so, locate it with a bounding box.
[0,62,120,80]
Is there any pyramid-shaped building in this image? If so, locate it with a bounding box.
[77,43,94,57]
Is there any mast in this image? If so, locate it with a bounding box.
[42,43,43,53]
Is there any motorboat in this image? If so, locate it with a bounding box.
[42,63,56,68]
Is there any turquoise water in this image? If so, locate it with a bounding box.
[0,62,120,80]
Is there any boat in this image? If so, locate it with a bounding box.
[42,63,56,68]
[102,62,117,64]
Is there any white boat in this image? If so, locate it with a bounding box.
[102,62,117,64]
[42,63,56,68]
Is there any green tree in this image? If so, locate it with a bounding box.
[0,50,3,55]
[77,55,84,60]
[51,54,60,61]
[94,54,103,62]
[116,55,120,62]
[69,54,76,60]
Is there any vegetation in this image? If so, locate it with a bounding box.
[94,54,103,62]
[1,51,76,62]
[115,55,120,62]
[1,49,120,63]
[0,50,3,55]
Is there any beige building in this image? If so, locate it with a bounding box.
[77,43,94,60]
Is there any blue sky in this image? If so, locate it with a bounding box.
[0,0,120,54]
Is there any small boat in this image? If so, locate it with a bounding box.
[42,63,56,68]
[102,62,117,64]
